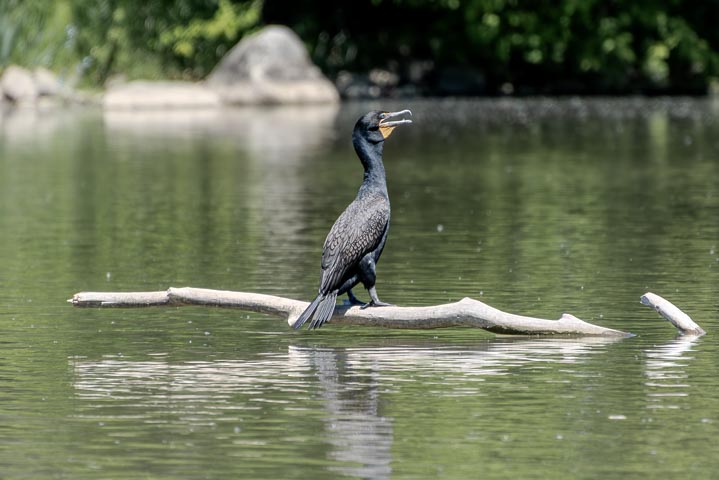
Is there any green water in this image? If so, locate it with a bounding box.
[1,98,719,479]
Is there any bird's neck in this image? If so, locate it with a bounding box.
[353,134,388,196]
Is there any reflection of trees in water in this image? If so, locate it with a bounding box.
[101,105,340,292]
[5,99,719,304]
[644,335,702,410]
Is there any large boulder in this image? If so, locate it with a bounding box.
[206,25,339,104]
[33,67,61,97]
[103,81,221,109]
[1,65,38,103]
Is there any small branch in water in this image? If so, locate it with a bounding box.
[640,292,706,336]
[69,287,632,336]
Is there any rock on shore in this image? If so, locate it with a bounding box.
[206,25,339,105]
[1,65,94,106]
[103,81,221,109]
[1,66,39,104]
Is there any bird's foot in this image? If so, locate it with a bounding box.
[360,300,393,309]
[344,290,365,306]
[362,287,391,309]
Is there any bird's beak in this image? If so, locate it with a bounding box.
[379,109,412,139]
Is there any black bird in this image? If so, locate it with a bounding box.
[292,109,413,330]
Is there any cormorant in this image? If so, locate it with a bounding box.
[292,109,413,330]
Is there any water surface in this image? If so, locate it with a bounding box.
[1,98,718,478]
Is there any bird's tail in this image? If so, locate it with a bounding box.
[292,295,322,330]
[309,291,338,330]
[291,291,338,330]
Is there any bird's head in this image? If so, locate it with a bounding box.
[354,110,412,144]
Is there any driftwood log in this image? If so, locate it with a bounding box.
[640,292,706,336]
[68,287,704,337]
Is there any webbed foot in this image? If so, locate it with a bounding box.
[361,286,392,309]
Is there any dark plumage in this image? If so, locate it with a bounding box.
[292,109,412,330]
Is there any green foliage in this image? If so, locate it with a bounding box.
[0,0,75,70]
[69,0,262,85]
[2,0,718,93]
[266,0,719,94]
[158,0,261,59]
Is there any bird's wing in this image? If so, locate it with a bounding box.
[319,196,389,293]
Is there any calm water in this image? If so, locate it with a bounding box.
[1,98,719,479]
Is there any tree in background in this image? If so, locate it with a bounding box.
[264,0,719,94]
[70,0,261,85]
[1,0,718,94]
[0,0,261,85]
[0,0,75,71]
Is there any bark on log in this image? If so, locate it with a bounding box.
[640,292,706,336]
[69,287,632,336]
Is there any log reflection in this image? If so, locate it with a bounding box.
[644,335,703,410]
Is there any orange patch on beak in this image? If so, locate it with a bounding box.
[379,125,396,139]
